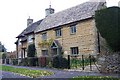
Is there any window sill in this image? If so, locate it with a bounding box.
[70,33,76,35]
[70,54,78,57]
[56,36,62,38]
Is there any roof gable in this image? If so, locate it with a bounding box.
[35,2,105,33]
[17,19,43,38]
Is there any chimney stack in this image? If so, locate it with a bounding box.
[27,16,33,27]
[45,5,55,17]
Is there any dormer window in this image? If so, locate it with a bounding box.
[70,24,76,34]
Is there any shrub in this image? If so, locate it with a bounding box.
[60,57,69,68]
[52,56,59,68]
[52,56,68,69]
[30,57,38,66]
[2,53,6,59]
[27,44,36,57]
[95,7,120,52]
[6,59,9,64]
[20,58,28,66]
[12,59,18,65]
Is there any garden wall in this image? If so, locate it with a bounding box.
[98,53,120,73]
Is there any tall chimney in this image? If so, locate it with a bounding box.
[27,16,33,27]
[45,5,55,17]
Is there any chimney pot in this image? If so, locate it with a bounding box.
[27,17,33,27]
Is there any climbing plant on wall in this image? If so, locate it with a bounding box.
[95,7,120,52]
[38,38,53,48]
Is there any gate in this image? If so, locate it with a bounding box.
[67,54,100,72]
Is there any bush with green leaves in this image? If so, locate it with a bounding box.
[27,43,36,57]
[12,59,18,65]
[52,56,68,69]
[95,7,120,52]
[2,53,6,64]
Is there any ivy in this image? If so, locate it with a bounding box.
[38,39,53,47]
[95,7,120,52]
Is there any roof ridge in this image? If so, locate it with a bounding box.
[35,1,103,33]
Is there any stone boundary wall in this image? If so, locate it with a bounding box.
[98,53,120,73]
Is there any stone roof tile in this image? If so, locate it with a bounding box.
[35,2,105,33]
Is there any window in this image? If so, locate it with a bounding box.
[55,29,61,37]
[70,24,76,34]
[42,50,48,56]
[42,33,47,41]
[70,47,79,56]
[28,35,33,43]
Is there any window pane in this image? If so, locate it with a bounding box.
[28,35,33,43]
[70,24,76,34]
[42,33,47,40]
[42,50,48,56]
[71,47,78,55]
[55,29,61,37]
[74,25,76,33]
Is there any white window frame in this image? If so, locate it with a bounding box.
[70,47,79,56]
[55,28,61,37]
[41,32,47,41]
[18,39,21,45]
[70,24,76,34]
[42,50,48,56]
[28,35,33,43]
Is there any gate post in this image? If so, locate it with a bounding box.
[82,55,84,70]
[89,54,92,71]
[68,55,70,69]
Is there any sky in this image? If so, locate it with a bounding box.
[0,0,119,52]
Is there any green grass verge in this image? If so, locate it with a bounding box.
[71,76,120,80]
[1,65,53,78]
[0,65,2,70]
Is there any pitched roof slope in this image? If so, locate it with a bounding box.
[25,19,43,35]
[17,19,43,38]
[35,2,105,33]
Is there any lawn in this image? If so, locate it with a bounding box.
[1,65,53,78]
[71,76,120,80]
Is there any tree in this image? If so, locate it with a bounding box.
[95,7,120,52]
[27,44,36,57]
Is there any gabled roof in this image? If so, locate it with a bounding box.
[16,19,43,38]
[50,40,61,48]
[25,19,43,35]
[35,2,105,33]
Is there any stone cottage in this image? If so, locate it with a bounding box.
[15,18,43,60]
[34,1,106,57]
[15,1,106,61]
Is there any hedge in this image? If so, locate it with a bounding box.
[27,44,36,57]
[52,56,68,69]
[95,7,120,52]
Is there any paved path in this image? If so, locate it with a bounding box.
[2,64,120,79]
[2,71,29,78]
